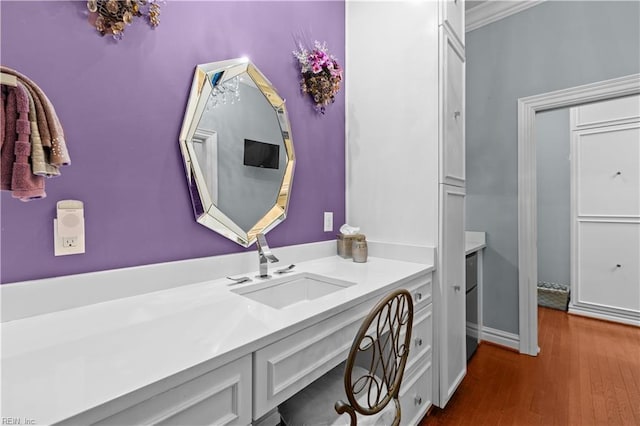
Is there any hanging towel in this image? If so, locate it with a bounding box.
[1,89,5,150]
[2,86,16,190]
[22,81,58,176]
[0,66,70,167]
[25,88,59,177]
[1,91,5,161]
[1,83,45,200]
[23,82,51,150]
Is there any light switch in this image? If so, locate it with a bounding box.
[54,200,85,256]
[324,212,333,232]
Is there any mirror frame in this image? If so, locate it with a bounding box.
[179,58,295,247]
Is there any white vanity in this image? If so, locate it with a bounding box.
[1,251,434,425]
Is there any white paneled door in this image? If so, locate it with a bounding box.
[570,95,640,326]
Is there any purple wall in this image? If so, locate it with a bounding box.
[0,1,345,284]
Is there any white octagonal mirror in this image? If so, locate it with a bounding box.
[179,58,295,247]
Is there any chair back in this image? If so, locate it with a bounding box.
[335,289,414,425]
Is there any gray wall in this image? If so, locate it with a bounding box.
[466,1,640,334]
[536,109,570,287]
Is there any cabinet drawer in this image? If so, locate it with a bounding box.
[441,0,464,46]
[253,297,378,418]
[405,303,433,375]
[399,352,433,426]
[441,29,465,187]
[577,221,640,312]
[95,355,252,426]
[406,273,433,311]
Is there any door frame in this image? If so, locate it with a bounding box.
[517,73,640,356]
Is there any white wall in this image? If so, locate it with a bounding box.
[346,1,440,246]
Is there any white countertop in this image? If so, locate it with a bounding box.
[465,231,487,255]
[1,255,432,425]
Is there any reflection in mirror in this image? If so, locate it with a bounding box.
[179,59,295,247]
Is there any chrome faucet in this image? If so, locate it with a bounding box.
[256,233,279,278]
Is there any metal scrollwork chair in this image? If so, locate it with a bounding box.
[279,289,414,426]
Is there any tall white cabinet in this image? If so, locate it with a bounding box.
[569,95,640,326]
[346,0,467,417]
[436,0,466,408]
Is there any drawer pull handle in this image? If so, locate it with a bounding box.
[454,111,461,119]
[616,264,622,268]
[415,338,423,347]
[454,285,461,292]
[415,396,423,406]
[616,171,622,176]
[416,292,423,301]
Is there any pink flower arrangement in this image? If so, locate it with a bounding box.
[293,41,343,114]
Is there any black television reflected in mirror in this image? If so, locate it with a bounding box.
[243,139,280,169]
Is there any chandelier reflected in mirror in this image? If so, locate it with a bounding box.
[206,74,240,111]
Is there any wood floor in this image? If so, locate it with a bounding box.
[420,307,640,426]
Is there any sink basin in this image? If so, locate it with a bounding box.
[231,273,356,309]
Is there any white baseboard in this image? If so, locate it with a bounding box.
[466,321,479,339]
[569,306,640,327]
[481,325,520,351]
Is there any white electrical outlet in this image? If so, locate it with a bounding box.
[324,212,333,232]
[63,237,78,248]
[54,200,85,256]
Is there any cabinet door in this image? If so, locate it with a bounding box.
[576,221,640,313]
[575,124,640,217]
[441,30,465,187]
[438,184,466,407]
[94,355,252,426]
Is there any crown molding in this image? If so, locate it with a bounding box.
[466,1,546,32]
